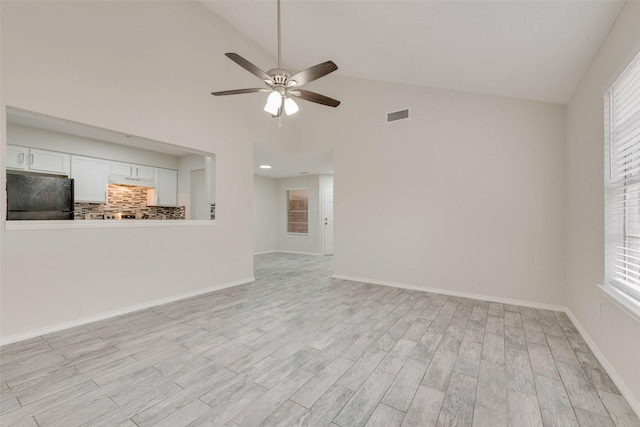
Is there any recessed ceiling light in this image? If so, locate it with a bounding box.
[259,165,272,169]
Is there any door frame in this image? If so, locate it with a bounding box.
[322,184,334,256]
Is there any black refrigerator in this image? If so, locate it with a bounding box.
[6,174,74,220]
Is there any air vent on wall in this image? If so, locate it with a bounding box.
[387,109,410,123]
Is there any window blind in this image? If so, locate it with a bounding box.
[605,50,640,304]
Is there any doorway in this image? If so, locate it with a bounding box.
[190,169,209,220]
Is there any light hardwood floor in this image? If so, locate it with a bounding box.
[1,253,639,426]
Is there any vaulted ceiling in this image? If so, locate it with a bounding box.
[202,1,626,178]
[202,0,625,105]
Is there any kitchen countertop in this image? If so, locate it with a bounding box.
[5,219,214,230]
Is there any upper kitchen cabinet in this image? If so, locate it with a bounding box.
[7,145,70,175]
[71,156,108,203]
[110,161,154,179]
[147,168,178,207]
[6,145,27,170]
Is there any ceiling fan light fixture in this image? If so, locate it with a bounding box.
[211,0,340,119]
[264,90,283,115]
[264,102,280,116]
[284,97,299,115]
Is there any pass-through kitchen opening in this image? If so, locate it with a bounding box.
[5,107,217,223]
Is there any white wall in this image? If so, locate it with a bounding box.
[253,175,278,254]
[289,76,567,306]
[8,122,180,169]
[566,1,640,409]
[0,0,292,340]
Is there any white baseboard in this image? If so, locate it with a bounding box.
[0,277,255,347]
[270,250,325,256]
[565,311,640,417]
[254,250,278,255]
[332,274,566,312]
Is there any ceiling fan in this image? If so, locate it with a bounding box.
[211,0,340,118]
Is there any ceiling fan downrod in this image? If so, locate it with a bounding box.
[210,0,341,118]
[277,0,281,69]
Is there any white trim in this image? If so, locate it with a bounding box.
[276,250,324,256]
[254,250,278,255]
[603,38,640,95]
[5,219,215,231]
[331,274,566,312]
[0,277,254,347]
[285,233,309,238]
[565,309,640,418]
[598,284,640,324]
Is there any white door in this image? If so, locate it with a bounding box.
[323,186,334,255]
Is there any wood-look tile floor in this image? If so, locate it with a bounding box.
[1,253,639,427]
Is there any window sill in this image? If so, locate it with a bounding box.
[597,284,640,325]
[5,220,216,231]
[286,233,309,238]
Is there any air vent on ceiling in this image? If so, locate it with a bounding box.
[387,109,410,123]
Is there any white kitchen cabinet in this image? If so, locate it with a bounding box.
[6,145,28,170]
[29,148,70,175]
[110,161,153,179]
[135,165,154,179]
[71,156,108,203]
[147,168,178,207]
[6,145,70,175]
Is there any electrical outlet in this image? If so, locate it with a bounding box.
[409,259,416,270]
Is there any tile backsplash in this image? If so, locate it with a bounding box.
[74,184,185,220]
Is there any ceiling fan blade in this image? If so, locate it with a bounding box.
[290,89,340,107]
[225,53,271,81]
[287,61,338,87]
[211,88,268,96]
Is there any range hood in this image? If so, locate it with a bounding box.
[108,175,155,188]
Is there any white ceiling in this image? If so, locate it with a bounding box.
[204,0,625,178]
[201,0,625,105]
[254,143,333,178]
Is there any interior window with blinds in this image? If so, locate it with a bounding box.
[605,50,640,306]
[287,189,309,234]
